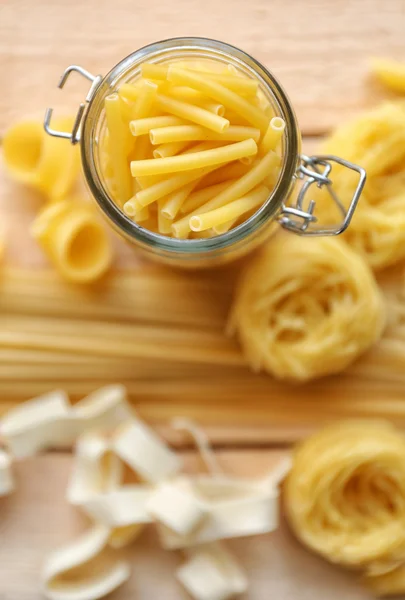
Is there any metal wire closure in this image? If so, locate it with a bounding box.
[44,66,102,144]
[279,155,366,236]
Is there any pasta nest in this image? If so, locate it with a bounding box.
[228,235,385,381]
[317,101,405,270]
[285,420,405,596]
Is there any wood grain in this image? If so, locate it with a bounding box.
[0,451,374,600]
[0,0,404,138]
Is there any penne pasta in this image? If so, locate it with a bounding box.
[167,67,269,131]
[104,94,133,206]
[180,180,237,215]
[259,117,286,155]
[152,141,191,159]
[157,199,174,234]
[160,181,199,220]
[149,125,261,145]
[172,150,279,238]
[189,185,270,232]
[125,166,218,211]
[130,116,187,137]
[130,139,258,177]
[156,94,230,133]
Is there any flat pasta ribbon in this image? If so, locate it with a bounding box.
[0,385,132,458]
[41,524,131,600]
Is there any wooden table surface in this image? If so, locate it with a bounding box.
[1,1,404,598]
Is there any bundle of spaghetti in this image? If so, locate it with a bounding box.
[228,233,386,381]
[316,101,405,270]
[285,420,405,596]
[0,266,234,329]
[1,264,405,433]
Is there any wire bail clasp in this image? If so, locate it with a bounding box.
[279,154,366,236]
[44,65,103,145]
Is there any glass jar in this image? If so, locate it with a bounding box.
[44,37,366,268]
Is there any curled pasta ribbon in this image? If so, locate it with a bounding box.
[172,417,223,476]
[285,420,405,597]
[67,430,146,549]
[228,234,386,381]
[42,524,131,600]
[67,431,124,506]
[68,417,182,548]
[317,101,405,270]
[3,118,80,201]
[177,542,248,600]
[31,199,113,283]
[0,449,14,497]
[157,473,279,550]
[0,385,132,458]
[112,419,182,484]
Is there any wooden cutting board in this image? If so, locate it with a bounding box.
[0,1,404,598]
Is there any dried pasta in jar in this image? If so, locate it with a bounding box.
[285,420,405,597]
[3,117,80,201]
[31,198,113,283]
[100,59,283,239]
[316,101,405,270]
[228,234,386,381]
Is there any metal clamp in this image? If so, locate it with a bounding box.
[279,154,366,236]
[44,65,103,144]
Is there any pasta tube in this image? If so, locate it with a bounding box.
[149,125,261,145]
[130,139,257,177]
[189,185,269,232]
[3,117,80,201]
[31,199,113,283]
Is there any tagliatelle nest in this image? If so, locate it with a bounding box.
[317,101,405,270]
[228,234,386,381]
[284,420,405,597]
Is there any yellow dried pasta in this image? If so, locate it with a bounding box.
[31,198,113,283]
[228,234,386,381]
[285,420,405,597]
[100,57,282,238]
[3,117,80,201]
[317,101,405,270]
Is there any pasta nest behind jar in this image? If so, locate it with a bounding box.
[285,420,405,596]
[228,234,386,381]
[316,101,405,270]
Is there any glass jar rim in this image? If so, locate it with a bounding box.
[81,37,300,255]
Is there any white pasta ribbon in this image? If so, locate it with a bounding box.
[157,473,279,549]
[176,542,248,600]
[2,384,285,600]
[0,449,14,496]
[147,479,205,535]
[112,419,182,483]
[82,485,154,528]
[67,432,123,505]
[0,385,132,458]
[42,524,131,600]
[0,390,74,458]
[172,417,222,475]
